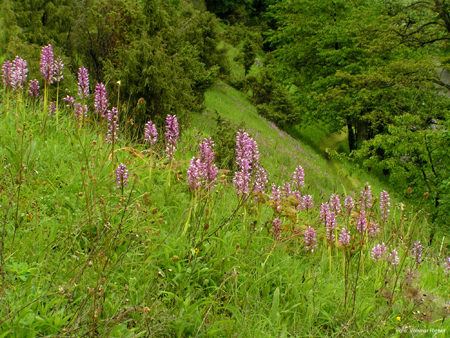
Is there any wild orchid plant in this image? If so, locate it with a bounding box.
[77,66,89,126]
[380,190,390,240]
[9,56,29,120]
[185,137,219,235]
[94,83,108,118]
[115,163,129,196]
[93,82,109,146]
[40,45,54,128]
[12,56,28,92]
[165,114,179,192]
[165,114,179,159]
[144,120,158,185]
[232,130,269,227]
[40,45,64,129]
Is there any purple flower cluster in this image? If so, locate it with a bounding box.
[187,158,203,190]
[387,249,400,266]
[28,79,40,97]
[165,115,179,158]
[106,107,119,143]
[367,222,380,237]
[115,163,129,190]
[233,171,251,196]
[94,83,108,116]
[339,227,351,247]
[444,257,450,274]
[326,227,335,244]
[78,66,89,100]
[40,44,55,84]
[64,95,75,108]
[269,171,304,211]
[11,56,28,90]
[253,166,268,193]
[48,102,56,117]
[330,194,341,214]
[40,45,64,85]
[144,121,158,146]
[411,241,423,265]
[65,94,87,121]
[380,190,390,221]
[360,183,372,210]
[53,57,64,82]
[344,196,354,215]
[325,212,336,243]
[292,191,302,209]
[235,130,259,169]
[304,226,318,253]
[371,243,387,262]
[74,103,88,120]
[232,130,267,195]
[198,137,218,184]
[272,218,282,242]
[271,184,282,211]
[291,165,305,188]
[282,182,292,197]
[319,202,336,243]
[302,195,313,211]
[320,203,330,222]
[356,212,367,233]
[187,137,218,191]
[2,60,13,87]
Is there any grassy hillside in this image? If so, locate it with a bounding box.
[207,32,396,205]
[1,45,449,337]
[200,81,391,202]
[1,88,449,337]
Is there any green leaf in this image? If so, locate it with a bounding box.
[270,287,280,323]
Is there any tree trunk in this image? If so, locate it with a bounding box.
[429,194,440,246]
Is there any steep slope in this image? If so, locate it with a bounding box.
[200,80,390,200]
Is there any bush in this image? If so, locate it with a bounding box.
[248,70,301,127]
[101,1,228,130]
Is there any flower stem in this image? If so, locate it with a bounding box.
[56,82,60,125]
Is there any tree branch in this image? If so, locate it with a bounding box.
[431,78,450,91]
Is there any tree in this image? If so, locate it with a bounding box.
[247,69,301,127]
[69,0,146,84]
[235,39,256,75]
[102,0,227,128]
[0,0,18,56]
[266,0,445,150]
[204,0,253,17]
[391,0,450,46]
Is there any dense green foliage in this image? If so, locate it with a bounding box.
[247,70,300,127]
[265,0,450,237]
